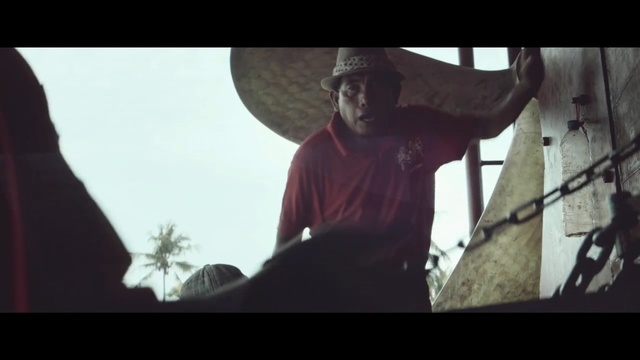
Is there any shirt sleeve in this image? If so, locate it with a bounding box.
[277,152,313,243]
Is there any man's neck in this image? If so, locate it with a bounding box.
[346,132,390,152]
[336,119,396,153]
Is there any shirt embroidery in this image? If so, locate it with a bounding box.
[395,137,424,172]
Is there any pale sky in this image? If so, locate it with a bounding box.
[16,47,512,300]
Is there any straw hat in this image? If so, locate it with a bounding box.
[230,48,520,145]
[319,47,406,91]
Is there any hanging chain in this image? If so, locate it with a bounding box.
[554,190,640,297]
[476,132,640,244]
[463,129,640,297]
[554,226,612,296]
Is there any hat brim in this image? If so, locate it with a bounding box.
[231,48,520,145]
[320,68,406,91]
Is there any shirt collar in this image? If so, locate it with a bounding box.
[327,112,350,157]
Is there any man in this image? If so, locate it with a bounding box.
[275,47,545,311]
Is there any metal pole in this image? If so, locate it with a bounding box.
[459,48,484,235]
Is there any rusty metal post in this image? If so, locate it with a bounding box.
[458,48,484,234]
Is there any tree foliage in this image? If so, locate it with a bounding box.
[131,222,198,301]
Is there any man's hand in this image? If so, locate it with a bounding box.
[517,47,545,96]
[471,47,545,140]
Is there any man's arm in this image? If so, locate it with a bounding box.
[275,229,304,253]
[469,48,545,140]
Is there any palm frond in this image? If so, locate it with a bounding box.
[129,252,152,258]
[173,261,198,273]
[144,253,161,262]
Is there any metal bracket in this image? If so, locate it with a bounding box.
[572,94,591,106]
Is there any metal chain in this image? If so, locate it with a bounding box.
[554,226,614,297]
[476,132,640,243]
[555,191,640,296]
[457,130,640,299]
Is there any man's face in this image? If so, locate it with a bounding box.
[330,71,400,137]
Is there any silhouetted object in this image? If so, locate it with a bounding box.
[0,48,157,312]
[243,225,425,312]
[166,222,640,313]
[167,225,426,312]
[180,264,248,299]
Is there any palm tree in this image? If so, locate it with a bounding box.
[131,222,198,302]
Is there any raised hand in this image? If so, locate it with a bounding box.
[518,47,545,95]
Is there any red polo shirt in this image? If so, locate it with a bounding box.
[277,104,475,261]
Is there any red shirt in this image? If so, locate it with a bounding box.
[277,104,474,262]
